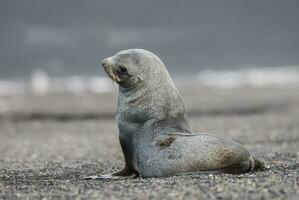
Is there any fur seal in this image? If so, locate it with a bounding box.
[85,49,268,179]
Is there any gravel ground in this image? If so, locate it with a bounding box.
[0,85,298,199]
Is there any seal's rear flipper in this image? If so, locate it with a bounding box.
[250,156,270,171]
[204,156,270,174]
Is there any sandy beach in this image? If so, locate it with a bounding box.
[0,85,299,199]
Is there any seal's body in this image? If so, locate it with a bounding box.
[85,49,267,179]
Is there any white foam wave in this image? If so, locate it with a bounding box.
[0,80,27,95]
[0,70,115,95]
[196,66,299,88]
[0,66,298,95]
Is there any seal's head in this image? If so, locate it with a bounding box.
[102,49,168,88]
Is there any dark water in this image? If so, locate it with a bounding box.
[0,0,299,79]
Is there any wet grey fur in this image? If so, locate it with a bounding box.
[96,49,267,178]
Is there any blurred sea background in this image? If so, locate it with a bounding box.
[1,0,299,95]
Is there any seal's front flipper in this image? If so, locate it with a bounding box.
[83,167,139,181]
[83,173,137,181]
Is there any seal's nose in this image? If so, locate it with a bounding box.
[102,58,108,68]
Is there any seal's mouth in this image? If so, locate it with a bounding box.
[102,58,121,83]
[104,67,121,83]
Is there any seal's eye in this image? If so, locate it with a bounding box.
[117,66,128,75]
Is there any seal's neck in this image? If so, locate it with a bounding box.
[117,78,192,134]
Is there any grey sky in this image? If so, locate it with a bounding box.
[0,0,298,79]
